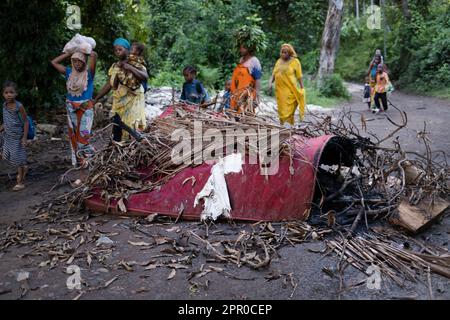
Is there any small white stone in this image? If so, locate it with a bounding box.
[96,235,114,246]
[16,271,30,282]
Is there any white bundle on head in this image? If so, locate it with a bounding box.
[64,34,96,55]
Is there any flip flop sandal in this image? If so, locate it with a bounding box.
[12,184,25,191]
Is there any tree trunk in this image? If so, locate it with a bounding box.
[381,0,387,61]
[400,0,411,19]
[355,0,359,21]
[317,0,344,85]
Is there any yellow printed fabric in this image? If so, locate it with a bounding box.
[108,63,147,137]
[273,58,306,125]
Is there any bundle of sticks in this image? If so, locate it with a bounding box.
[326,230,450,285]
[57,98,448,235]
[60,102,295,207]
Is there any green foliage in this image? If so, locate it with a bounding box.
[2,0,449,116]
[148,64,223,92]
[300,49,320,75]
[0,0,135,115]
[122,0,151,44]
[304,79,346,108]
[340,16,361,39]
[69,0,131,66]
[145,0,327,90]
[197,66,222,89]
[396,3,450,94]
[0,0,67,114]
[253,0,328,64]
[146,0,259,89]
[319,74,350,99]
[336,0,450,98]
[234,21,268,53]
[335,12,385,82]
[93,61,109,93]
[148,64,184,88]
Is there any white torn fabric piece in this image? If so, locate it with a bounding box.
[194,153,243,221]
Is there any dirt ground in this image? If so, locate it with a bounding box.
[0,85,449,300]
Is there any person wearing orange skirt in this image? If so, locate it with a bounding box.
[230,44,262,114]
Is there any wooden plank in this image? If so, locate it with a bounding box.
[390,197,449,233]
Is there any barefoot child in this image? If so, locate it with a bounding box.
[180,66,210,105]
[215,79,231,112]
[1,81,29,191]
[363,76,372,110]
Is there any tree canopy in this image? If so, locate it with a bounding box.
[0,0,448,116]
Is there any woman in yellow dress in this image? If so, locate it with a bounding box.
[268,44,306,127]
[95,38,148,141]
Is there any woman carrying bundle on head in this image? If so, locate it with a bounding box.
[230,26,265,115]
[51,49,97,169]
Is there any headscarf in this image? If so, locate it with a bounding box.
[66,52,88,97]
[113,38,131,51]
[280,44,298,58]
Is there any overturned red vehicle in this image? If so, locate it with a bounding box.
[85,109,354,222]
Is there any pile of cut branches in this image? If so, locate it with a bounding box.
[52,99,448,235]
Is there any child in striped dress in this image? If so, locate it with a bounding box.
[0,81,29,191]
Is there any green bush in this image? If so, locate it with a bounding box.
[319,74,350,99]
[335,1,450,98]
[149,66,184,88]
[0,0,68,115]
[197,65,222,90]
[0,0,134,116]
[398,7,450,94]
[300,49,320,75]
[146,0,259,81]
[149,64,223,91]
[335,15,385,83]
[255,0,328,66]
[436,63,450,85]
[93,61,109,92]
[303,77,346,108]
